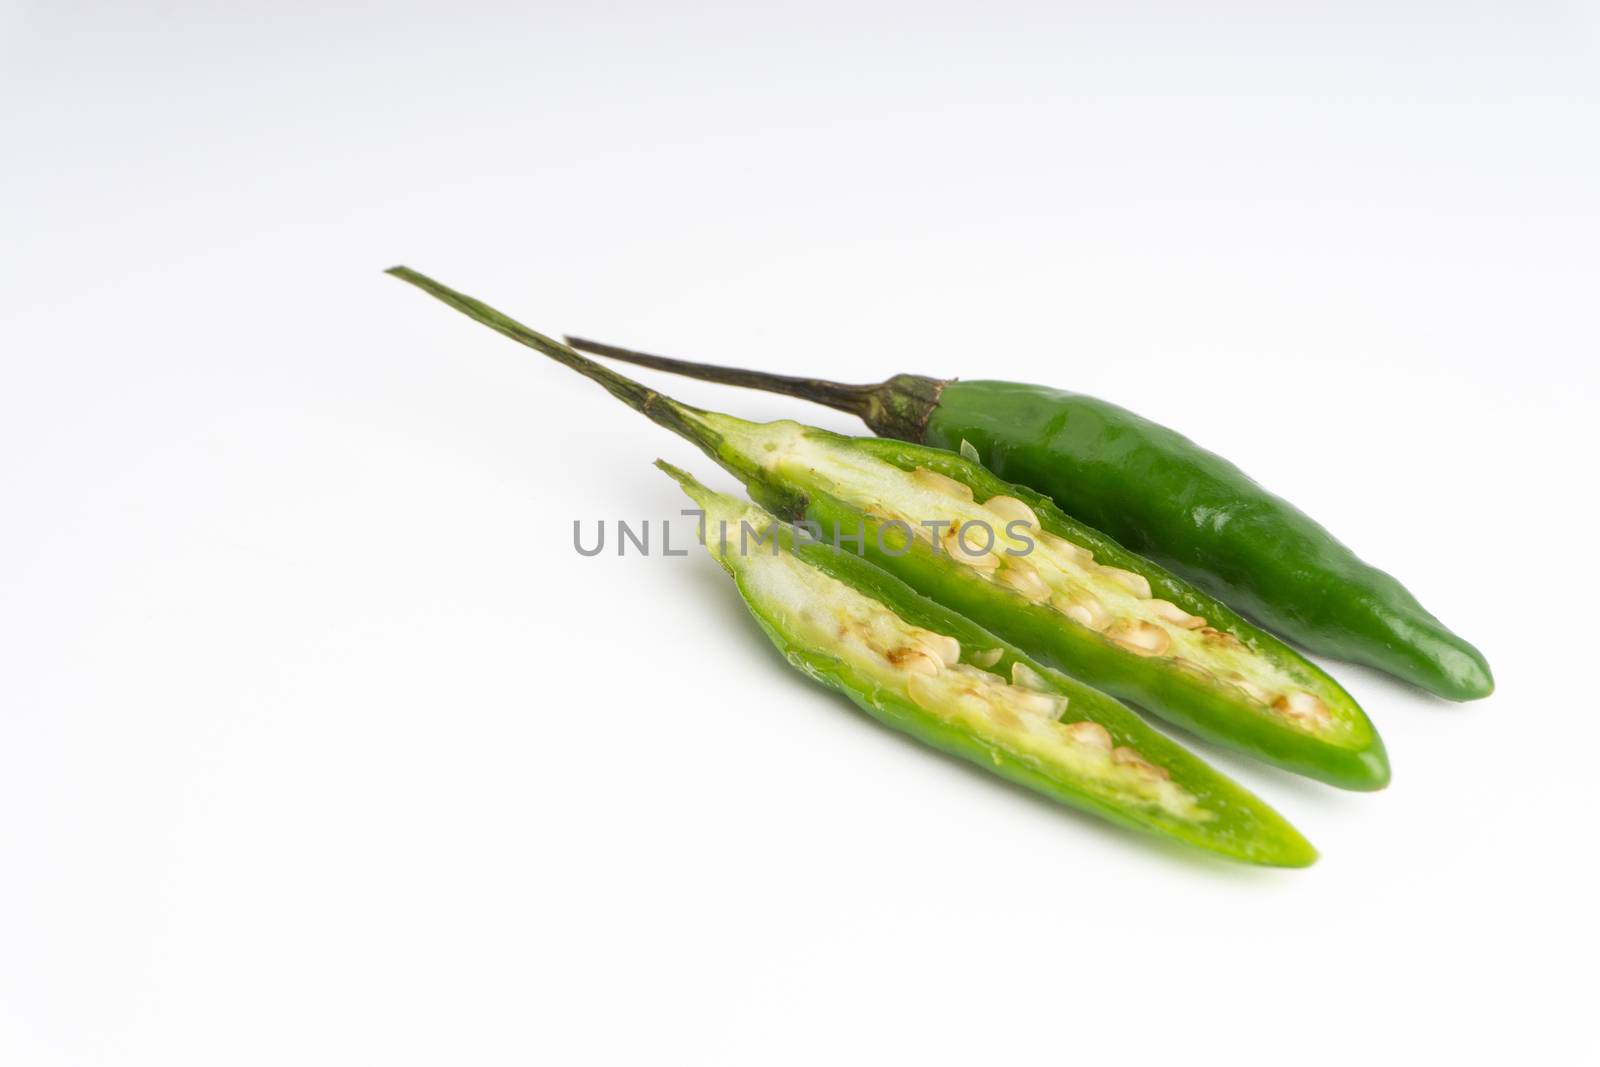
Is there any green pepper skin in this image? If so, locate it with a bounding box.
[925,381,1492,701]
[665,463,1316,867]
[386,267,1387,790]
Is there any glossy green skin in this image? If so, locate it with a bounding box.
[668,465,1316,866]
[722,429,1388,791]
[925,381,1493,701]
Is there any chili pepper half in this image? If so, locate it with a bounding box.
[659,460,1315,866]
[387,267,1388,790]
[560,335,1492,702]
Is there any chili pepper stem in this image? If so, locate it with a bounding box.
[386,268,722,452]
[564,334,947,443]
[564,336,870,411]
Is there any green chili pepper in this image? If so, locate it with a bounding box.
[387,267,1388,790]
[659,460,1315,866]
[560,336,1492,702]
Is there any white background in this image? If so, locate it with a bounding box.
[3,2,1597,1063]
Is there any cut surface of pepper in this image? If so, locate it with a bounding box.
[559,335,1492,702]
[661,461,1315,867]
[386,267,1389,790]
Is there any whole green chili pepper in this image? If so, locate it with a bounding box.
[561,336,1492,702]
[387,267,1388,790]
[660,460,1315,866]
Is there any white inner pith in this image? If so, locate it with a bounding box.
[731,421,1345,740]
[729,531,1211,823]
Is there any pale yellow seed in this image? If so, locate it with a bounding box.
[913,631,962,668]
[1106,619,1171,657]
[1100,566,1153,599]
[911,466,975,501]
[1063,720,1114,750]
[943,525,1000,570]
[888,646,942,676]
[1010,661,1052,691]
[1011,690,1068,721]
[1149,599,1207,629]
[984,494,1039,529]
[997,558,1052,602]
[970,647,1004,668]
[1113,746,1171,780]
[1051,591,1111,630]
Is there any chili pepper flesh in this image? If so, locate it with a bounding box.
[702,414,1387,788]
[662,461,1316,866]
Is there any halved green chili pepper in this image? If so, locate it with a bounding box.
[660,460,1315,866]
[562,335,1492,702]
[387,267,1388,790]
